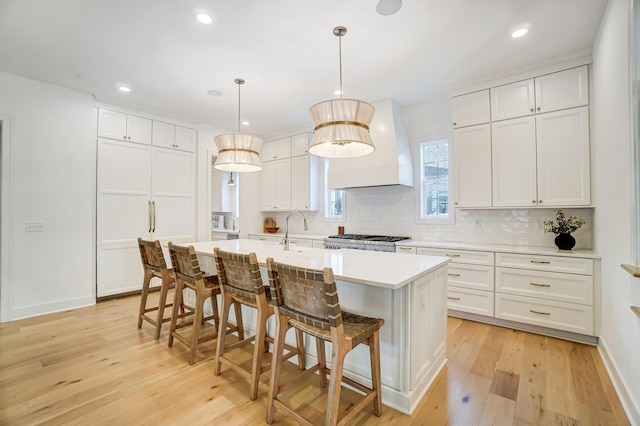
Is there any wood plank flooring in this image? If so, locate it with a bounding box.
[0,292,630,425]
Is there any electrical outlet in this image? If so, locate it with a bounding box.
[25,221,44,232]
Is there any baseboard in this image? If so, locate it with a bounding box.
[598,337,640,426]
[10,295,95,321]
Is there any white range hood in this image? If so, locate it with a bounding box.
[327,99,413,189]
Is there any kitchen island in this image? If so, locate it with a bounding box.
[187,239,450,415]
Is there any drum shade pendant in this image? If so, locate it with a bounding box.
[308,26,375,158]
[214,78,263,172]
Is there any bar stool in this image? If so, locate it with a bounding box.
[137,238,190,340]
[212,247,306,401]
[167,242,240,365]
[265,257,385,426]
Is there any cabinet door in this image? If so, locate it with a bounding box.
[491,117,537,207]
[260,161,277,210]
[536,107,590,206]
[275,158,292,210]
[535,66,589,113]
[174,126,196,152]
[275,137,292,159]
[260,141,278,162]
[453,124,492,207]
[291,133,310,157]
[126,114,152,144]
[97,139,152,297]
[152,121,175,149]
[291,156,310,210]
[452,90,490,128]
[98,109,127,140]
[490,79,535,121]
[152,148,195,243]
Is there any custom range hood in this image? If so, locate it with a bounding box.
[327,99,413,189]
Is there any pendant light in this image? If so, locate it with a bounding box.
[227,172,235,186]
[308,26,375,158]
[214,78,263,172]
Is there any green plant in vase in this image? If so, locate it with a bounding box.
[543,209,585,250]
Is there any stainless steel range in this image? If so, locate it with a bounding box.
[323,234,411,252]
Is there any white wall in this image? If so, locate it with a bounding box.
[0,71,96,320]
[593,0,640,422]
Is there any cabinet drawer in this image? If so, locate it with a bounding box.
[447,264,494,291]
[495,252,593,275]
[447,286,494,317]
[495,293,594,335]
[312,240,325,249]
[496,267,593,305]
[248,235,277,242]
[417,248,494,266]
[396,246,417,255]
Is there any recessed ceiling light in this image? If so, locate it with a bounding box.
[376,0,402,16]
[195,12,212,24]
[241,121,250,126]
[511,28,528,38]
[207,89,223,97]
[118,86,131,93]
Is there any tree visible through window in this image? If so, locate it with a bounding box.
[421,139,449,219]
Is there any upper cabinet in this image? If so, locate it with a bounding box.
[98,108,196,152]
[260,136,292,162]
[452,65,591,209]
[99,109,152,144]
[452,90,490,128]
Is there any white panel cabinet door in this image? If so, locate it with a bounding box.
[535,66,589,113]
[260,137,291,161]
[152,148,195,244]
[291,133,310,157]
[536,106,590,206]
[174,126,196,152]
[152,121,175,149]
[491,116,538,207]
[126,114,152,145]
[291,155,311,210]
[97,139,152,297]
[490,79,535,121]
[275,158,292,211]
[98,109,127,140]
[452,90,490,128]
[260,161,277,211]
[453,124,492,207]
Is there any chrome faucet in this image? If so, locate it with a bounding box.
[283,211,308,251]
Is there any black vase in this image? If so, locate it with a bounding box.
[554,233,576,250]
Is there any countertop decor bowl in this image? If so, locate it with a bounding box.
[265,227,279,233]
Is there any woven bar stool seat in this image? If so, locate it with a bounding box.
[266,258,385,426]
[213,247,306,401]
[137,238,191,340]
[167,242,241,365]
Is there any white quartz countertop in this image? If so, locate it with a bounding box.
[395,240,600,259]
[210,229,239,234]
[247,232,328,240]
[187,239,450,290]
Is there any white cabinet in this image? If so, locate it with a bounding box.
[312,239,325,249]
[536,107,591,206]
[98,109,152,144]
[490,79,535,121]
[152,121,196,152]
[491,116,537,207]
[452,90,490,128]
[260,137,292,161]
[260,158,292,211]
[453,124,492,207]
[97,138,195,297]
[248,234,277,243]
[535,66,589,113]
[291,155,319,211]
[291,133,310,156]
[174,126,197,152]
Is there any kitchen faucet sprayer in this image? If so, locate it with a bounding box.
[283,211,308,250]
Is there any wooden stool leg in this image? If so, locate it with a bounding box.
[210,290,220,331]
[154,277,170,339]
[250,306,269,401]
[326,346,347,426]
[233,301,245,340]
[214,292,233,376]
[316,337,328,388]
[295,328,306,369]
[167,280,184,348]
[369,331,383,416]
[189,292,205,365]
[138,271,152,329]
[266,313,288,424]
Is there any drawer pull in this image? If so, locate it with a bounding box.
[529,282,551,287]
[530,260,550,264]
[529,309,550,316]
[445,254,461,257]
[447,296,461,301]
[448,273,461,277]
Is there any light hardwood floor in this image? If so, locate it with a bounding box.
[0,291,630,425]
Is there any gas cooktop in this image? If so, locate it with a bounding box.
[326,234,411,243]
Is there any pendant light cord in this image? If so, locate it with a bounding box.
[338,34,343,99]
[237,81,241,133]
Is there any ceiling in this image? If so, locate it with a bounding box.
[0,0,608,136]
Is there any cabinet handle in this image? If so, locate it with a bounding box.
[448,273,461,277]
[128,136,131,140]
[530,108,534,112]
[447,296,461,300]
[454,202,458,205]
[539,200,543,203]
[152,201,156,233]
[529,282,551,287]
[532,200,536,203]
[148,201,152,233]
[453,122,457,126]
[445,254,461,257]
[530,260,550,264]
[530,309,550,316]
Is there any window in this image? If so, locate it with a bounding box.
[324,159,345,220]
[419,139,451,222]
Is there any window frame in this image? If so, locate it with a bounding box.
[323,159,346,222]
[416,138,454,224]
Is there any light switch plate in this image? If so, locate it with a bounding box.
[25,221,44,232]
